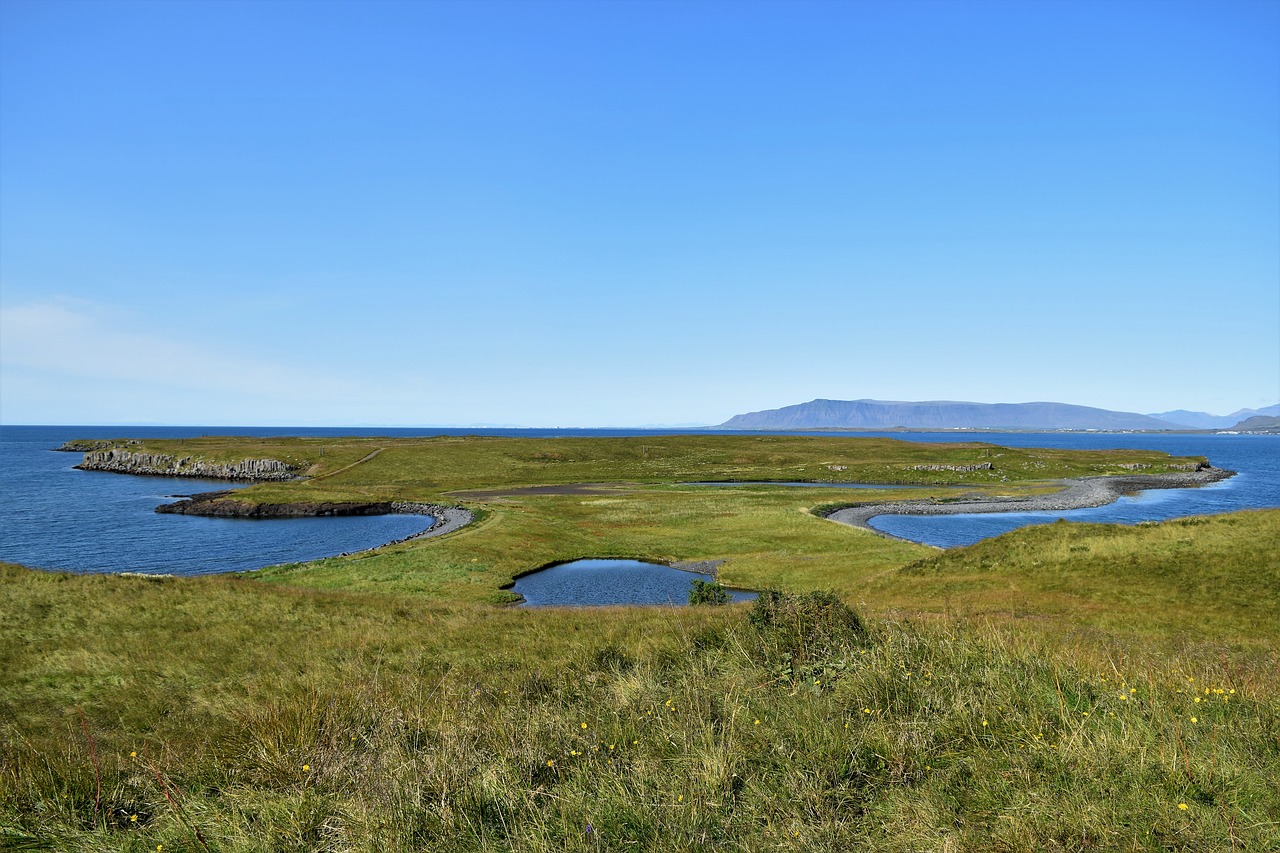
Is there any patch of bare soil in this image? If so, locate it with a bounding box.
[448,482,642,499]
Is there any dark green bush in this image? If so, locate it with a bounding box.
[688,578,731,606]
[747,589,870,683]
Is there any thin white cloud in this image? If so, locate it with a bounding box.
[0,297,394,420]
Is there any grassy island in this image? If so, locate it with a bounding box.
[3,435,1277,851]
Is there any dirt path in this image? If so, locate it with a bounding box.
[308,447,384,481]
[449,482,640,499]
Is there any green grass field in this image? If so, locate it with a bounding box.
[3,435,1276,851]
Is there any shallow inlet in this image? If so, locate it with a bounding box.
[513,559,756,607]
[866,476,1238,547]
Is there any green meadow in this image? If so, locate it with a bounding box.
[2,435,1277,851]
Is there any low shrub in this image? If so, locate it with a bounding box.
[747,589,870,685]
[688,579,731,605]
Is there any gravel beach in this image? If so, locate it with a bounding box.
[822,467,1236,543]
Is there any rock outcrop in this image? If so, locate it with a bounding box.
[156,493,391,516]
[154,494,474,545]
[76,449,298,481]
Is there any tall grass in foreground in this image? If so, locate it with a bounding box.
[4,587,1277,851]
[4,510,1277,850]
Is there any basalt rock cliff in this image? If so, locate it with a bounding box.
[74,448,298,481]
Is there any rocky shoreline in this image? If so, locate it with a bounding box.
[67,445,300,481]
[821,466,1236,543]
[155,492,474,543]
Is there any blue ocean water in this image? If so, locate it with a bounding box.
[1,425,1276,574]
[0,426,435,575]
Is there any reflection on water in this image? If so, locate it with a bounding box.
[514,559,756,607]
[685,481,959,490]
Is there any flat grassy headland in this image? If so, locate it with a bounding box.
[62,434,1216,602]
[68,432,1208,494]
[3,435,1276,851]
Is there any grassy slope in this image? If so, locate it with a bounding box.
[3,511,1277,851]
[2,435,1275,851]
[869,510,1280,639]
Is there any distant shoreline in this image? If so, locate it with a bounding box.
[821,467,1237,544]
[713,427,1269,436]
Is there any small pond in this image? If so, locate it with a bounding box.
[513,559,756,607]
[684,481,963,490]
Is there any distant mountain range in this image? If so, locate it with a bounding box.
[719,399,1280,432]
[1229,415,1280,433]
[1144,405,1280,430]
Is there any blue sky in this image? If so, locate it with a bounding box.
[1,0,1277,427]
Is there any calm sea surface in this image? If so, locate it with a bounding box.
[0,425,441,575]
[1,425,1276,574]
